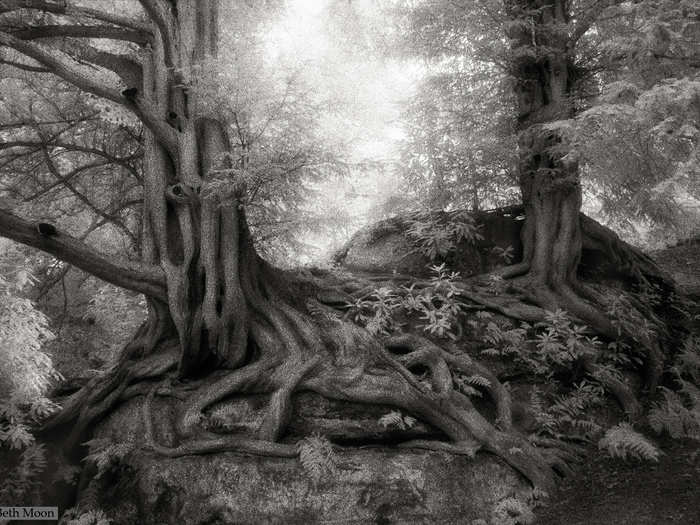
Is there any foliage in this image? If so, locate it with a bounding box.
[405,211,484,261]
[0,241,59,501]
[391,1,519,212]
[1,242,60,403]
[530,383,604,441]
[454,373,491,398]
[480,309,599,378]
[0,442,47,502]
[347,264,467,339]
[61,508,111,525]
[407,264,466,339]
[378,410,417,430]
[349,286,401,336]
[598,423,661,462]
[491,495,536,525]
[83,438,135,479]
[491,245,514,265]
[296,434,337,487]
[648,337,700,439]
[85,283,147,360]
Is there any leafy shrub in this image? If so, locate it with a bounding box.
[598,423,661,462]
[405,210,483,261]
[85,283,147,359]
[648,337,700,440]
[491,245,515,265]
[348,286,401,335]
[347,264,466,339]
[530,383,604,440]
[480,309,599,377]
[0,248,61,501]
[405,264,465,339]
[648,388,700,439]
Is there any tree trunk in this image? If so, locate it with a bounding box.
[503,0,604,323]
[136,0,259,376]
[501,0,667,391]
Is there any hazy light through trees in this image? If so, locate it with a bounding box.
[263,0,426,262]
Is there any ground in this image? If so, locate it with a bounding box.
[536,241,700,524]
[42,227,700,523]
[536,438,700,524]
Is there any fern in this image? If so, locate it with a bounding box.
[61,508,111,525]
[529,383,604,440]
[492,496,536,525]
[454,374,491,398]
[378,410,417,430]
[83,439,135,479]
[648,387,700,439]
[296,434,336,486]
[0,443,47,501]
[598,423,660,462]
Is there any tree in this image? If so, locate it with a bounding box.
[399,0,682,397]
[558,0,700,245]
[0,2,691,509]
[0,0,567,492]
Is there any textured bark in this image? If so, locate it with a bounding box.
[493,0,674,398]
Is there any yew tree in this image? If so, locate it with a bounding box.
[0,0,686,498]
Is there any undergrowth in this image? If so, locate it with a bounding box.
[349,267,700,465]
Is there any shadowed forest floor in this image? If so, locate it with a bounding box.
[536,438,700,524]
[536,240,700,524]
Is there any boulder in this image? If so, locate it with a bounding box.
[84,394,533,525]
[334,207,524,278]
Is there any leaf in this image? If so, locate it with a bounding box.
[598,423,661,462]
[296,434,336,487]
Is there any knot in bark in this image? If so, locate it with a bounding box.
[166,183,200,206]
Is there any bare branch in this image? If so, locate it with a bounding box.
[137,0,176,67]
[0,0,150,33]
[568,0,621,49]
[0,57,46,71]
[0,30,178,155]
[8,24,150,45]
[0,208,166,299]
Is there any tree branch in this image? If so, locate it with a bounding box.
[8,25,150,44]
[0,30,178,156]
[137,0,176,68]
[0,208,166,300]
[0,0,150,33]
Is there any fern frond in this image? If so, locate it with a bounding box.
[598,423,660,462]
[378,410,416,430]
[648,387,700,439]
[83,439,134,479]
[296,434,336,487]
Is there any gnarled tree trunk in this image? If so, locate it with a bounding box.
[500,0,668,396]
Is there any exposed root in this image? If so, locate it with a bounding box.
[582,360,641,418]
[386,334,513,430]
[142,386,296,459]
[177,358,281,436]
[40,346,179,452]
[257,356,322,441]
[397,439,480,457]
